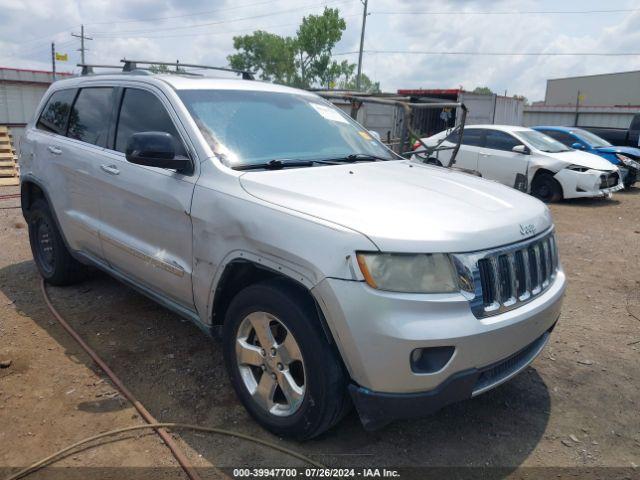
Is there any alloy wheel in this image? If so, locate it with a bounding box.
[235,311,305,417]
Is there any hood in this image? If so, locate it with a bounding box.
[539,149,616,171]
[593,145,640,159]
[239,160,553,253]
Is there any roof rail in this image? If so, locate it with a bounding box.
[120,59,255,80]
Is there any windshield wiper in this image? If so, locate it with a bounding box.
[321,153,392,163]
[233,159,314,171]
[232,153,392,171]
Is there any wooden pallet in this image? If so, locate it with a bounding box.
[0,126,19,185]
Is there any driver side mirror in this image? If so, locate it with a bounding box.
[125,132,192,174]
[571,142,585,150]
[512,144,529,154]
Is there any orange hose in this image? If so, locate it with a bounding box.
[40,279,204,480]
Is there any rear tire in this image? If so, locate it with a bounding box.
[531,172,563,203]
[222,279,350,440]
[27,199,86,285]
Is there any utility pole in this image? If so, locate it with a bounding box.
[51,42,56,81]
[356,0,368,91]
[574,90,581,126]
[71,24,92,65]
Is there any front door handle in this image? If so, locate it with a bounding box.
[100,164,120,175]
[47,145,62,155]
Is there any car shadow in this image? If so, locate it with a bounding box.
[557,197,620,208]
[0,260,551,473]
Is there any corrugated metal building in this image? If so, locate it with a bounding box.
[0,67,73,152]
[523,70,640,128]
[544,70,640,107]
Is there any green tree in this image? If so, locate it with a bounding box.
[337,72,381,93]
[472,86,494,95]
[228,8,363,89]
[228,31,296,84]
[149,63,186,73]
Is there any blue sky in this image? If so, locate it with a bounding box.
[1,0,639,101]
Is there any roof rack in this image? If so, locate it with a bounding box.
[78,63,123,75]
[121,59,255,80]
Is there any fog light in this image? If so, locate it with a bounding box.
[410,346,455,374]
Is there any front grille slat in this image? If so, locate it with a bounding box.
[506,252,517,304]
[542,239,552,287]
[532,244,542,293]
[472,231,559,318]
[489,256,503,306]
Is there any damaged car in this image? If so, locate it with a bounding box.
[532,126,639,189]
[417,125,623,202]
[21,72,565,439]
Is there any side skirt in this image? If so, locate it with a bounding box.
[75,251,213,338]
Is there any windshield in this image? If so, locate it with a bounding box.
[516,130,571,153]
[572,128,612,148]
[177,89,396,167]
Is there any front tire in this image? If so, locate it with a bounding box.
[27,199,86,285]
[222,280,349,440]
[531,172,563,203]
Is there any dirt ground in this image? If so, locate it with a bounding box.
[0,183,639,479]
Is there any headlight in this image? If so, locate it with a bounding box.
[616,153,640,169]
[616,153,632,165]
[566,165,590,172]
[356,252,459,293]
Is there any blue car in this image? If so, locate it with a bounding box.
[533,126,640,188]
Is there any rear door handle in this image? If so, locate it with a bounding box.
[100,164,120,175]
[47,145,62,155]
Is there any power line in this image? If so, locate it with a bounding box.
[334,50,640,57]
[84,0,283,25]
[91,0,352,36]
[89,14,361,40]
[372,7,640,15]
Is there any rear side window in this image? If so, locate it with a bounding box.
[484,130,520,151]
[460,129,484,147]
[36,89,77,135]
[115,88,186,156]
[540,130,575,146]
[67,87,114,147]
[630,115,640,131]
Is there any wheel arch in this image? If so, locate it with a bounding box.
[209,258,337,346]
[20,176,48,217]
[530,167,564,197]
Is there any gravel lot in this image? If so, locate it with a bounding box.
[0,184,639,479]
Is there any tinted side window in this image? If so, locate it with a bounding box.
[630,115,640,131]
[484,130,520,152]
[36,89,77,135]
[115,89,186,156]
[67,87,114,147]
[541,130,575,146]
[460,129,483,147]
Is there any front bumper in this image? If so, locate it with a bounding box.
[312,269,565,427]
[554,168,624,199]
[349,327,554,430]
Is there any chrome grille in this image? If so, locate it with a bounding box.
[455,229,559,318]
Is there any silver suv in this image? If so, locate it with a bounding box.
[20,72,565,439]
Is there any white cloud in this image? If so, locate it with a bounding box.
[1,0,639,100]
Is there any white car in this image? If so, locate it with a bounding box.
[417,125,624,202]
